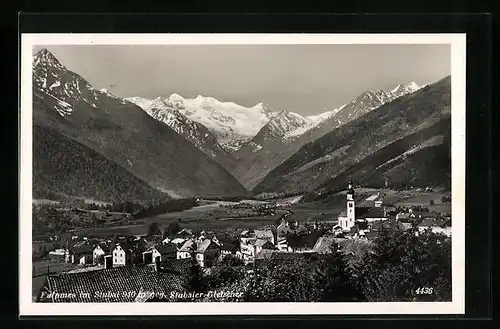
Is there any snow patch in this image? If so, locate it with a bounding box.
[49,81,61,90]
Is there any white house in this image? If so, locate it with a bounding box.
[240,238,274,263]
[177,239,195,259]
[112,243,133,266]
[240,238,257,264]
[92,244,109,265]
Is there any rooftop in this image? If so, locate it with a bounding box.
[153,243,177,256]
[312,236,338,254]
[37,264,184,302]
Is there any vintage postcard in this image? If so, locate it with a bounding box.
[19,33,465,315]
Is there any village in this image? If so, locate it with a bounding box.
[33,181,452,302]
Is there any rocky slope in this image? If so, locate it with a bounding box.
[126,96,238,172]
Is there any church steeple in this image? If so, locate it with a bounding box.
[347,180,355,201]
[338,180,357,231]
[346,180,355,228]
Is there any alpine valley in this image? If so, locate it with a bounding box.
[32,49,247,202]
[31,49,451,204]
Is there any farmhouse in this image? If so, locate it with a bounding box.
[48,249,67,262]
[254,239,275,255]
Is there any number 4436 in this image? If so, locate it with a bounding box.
[415,287,433,294]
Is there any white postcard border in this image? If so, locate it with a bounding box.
[19,33,466,316]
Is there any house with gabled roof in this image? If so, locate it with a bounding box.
[112,242,134,266]
[142,243,177,264]
[416,217,451,237]
[92,242,112,265]
[254,239,275,255]
[254,228,275,245]
[67,244,93,265]
[196,239,221,268]
[277,219,294,238]
[177,239,196,260]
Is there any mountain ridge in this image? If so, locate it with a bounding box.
[253,76,451,197]
[231,81,422,189]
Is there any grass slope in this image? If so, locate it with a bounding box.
[33,124,168,203]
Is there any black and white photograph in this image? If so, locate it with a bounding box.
[19,34,465,315]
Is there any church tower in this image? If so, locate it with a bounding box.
[346,180,355,228]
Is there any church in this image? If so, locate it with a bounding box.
[337,180,388,232]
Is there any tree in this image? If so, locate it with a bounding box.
[349,222,451,302]
[243,256,324,302]
[205,255,245,290]
[165,221,182,237]
[131,249,144,264]
[429,199,435,205]
[147,222,160,237]
[183,250,206,295]
[315,253,363,302]
[441,196,451,203]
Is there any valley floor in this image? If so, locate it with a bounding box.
[71,188,450,237]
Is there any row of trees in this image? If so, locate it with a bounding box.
[180,223,451,302]
[134,198,198,218]
[147,221,183,238]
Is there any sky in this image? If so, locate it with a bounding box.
[33,44,450,115]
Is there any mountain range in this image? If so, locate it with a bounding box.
[231,82,422,189]
[31,48,450,204]
[253,76,451,199]
[32,48,247,202]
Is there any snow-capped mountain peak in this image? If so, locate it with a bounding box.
[168,93,185,101]
[283,81,420,141]
[265,110,309,136]
[390,82,420,97]
[33,49,131,116]
[33,48,65,71]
